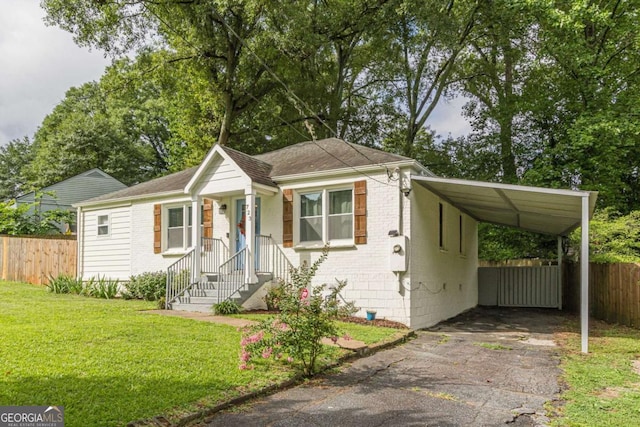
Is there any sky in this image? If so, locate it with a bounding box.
[0,0,470,148]
[0,0,110,146]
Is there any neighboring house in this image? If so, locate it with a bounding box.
[16,169,127,233]
[74,138,596,329]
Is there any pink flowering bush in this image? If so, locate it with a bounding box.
[239,247,356,376]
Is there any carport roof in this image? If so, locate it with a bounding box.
[412,176,598,236]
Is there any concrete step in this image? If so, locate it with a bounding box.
[171,302,215,313]
[187,296,219,305]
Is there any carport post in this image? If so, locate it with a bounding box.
[557,236,562,310]
[580,195,589,353]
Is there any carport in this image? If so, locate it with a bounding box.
[412,176,598,353]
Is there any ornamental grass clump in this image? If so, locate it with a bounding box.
[239,248,356,376]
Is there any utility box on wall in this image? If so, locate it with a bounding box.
[389,235,408,272]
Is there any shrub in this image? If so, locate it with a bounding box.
[123,271,167,301]
[264,284,285,311]
[46,274,83,294]
[213,300,242,315]
[240,247,357,376]
[84,276,119,299]
[570,209,640,263]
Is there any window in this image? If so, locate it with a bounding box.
[97,215,109,236]
[299,188,353,244]
[166,205,196,250]
[438,203,444,249]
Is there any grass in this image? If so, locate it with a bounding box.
[0,282,402,427]
[552,318,640,426]
[475,342,512,351]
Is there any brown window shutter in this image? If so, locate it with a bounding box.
[153,204,162,254]
[354,180,367,244]
[203,199,213,238]
[283,189,293,248]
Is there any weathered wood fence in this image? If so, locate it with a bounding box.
[0,235,77,285]
[564,261,640,328]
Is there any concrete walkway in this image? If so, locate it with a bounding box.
[194,307,565,427]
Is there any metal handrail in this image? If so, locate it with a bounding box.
[217,247,247,302]
[258,235,293,285]
[165,248,195,308]
[201,237,229,273]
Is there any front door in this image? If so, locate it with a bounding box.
[235,198,261,268]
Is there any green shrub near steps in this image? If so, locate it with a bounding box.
[122,271,167,301]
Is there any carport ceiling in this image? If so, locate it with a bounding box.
[412,176,598,236]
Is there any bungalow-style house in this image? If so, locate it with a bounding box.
[74,138,597,329]
[15,168,127,233]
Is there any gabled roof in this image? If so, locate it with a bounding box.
[77,139,414,206]
[15,168,127,206]
[254,138,411,177]
[219,146,275,187]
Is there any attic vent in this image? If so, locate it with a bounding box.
[86,171,105,178]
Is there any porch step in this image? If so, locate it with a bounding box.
[170,302,216,313]
[169,272,275,314]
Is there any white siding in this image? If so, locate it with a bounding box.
[197,156,248,196]
[80,206,132,280]
[408,183,478,329]
[279,170,413,326]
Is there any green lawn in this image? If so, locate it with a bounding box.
[0,281,401,427]
[552,318,640,426]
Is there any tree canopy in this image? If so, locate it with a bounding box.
[5,0,638,255]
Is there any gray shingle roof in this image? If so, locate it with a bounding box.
[80,139,412,205]
[220,145,275,187]
[80,167,198,204]
[254,138,411,176]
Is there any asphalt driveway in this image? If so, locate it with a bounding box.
[199,307,565,427]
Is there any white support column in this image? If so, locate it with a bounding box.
[581,195,590,353]
[244,188,257,284]
[191,197,201,282]
[557,236,563,310]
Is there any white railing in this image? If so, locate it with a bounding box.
[165,248,195,308]
[201,237,229,273]
[257,235,293,285]
[217,248,247,302]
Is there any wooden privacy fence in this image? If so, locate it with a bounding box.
[0,235,77,285]
[564,262,640,328]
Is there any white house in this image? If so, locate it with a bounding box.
[74,138,596,330]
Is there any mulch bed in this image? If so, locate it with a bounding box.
[244,310,408,330]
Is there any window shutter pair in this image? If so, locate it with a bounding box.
[281,180,367,246]
[153,199,213,254]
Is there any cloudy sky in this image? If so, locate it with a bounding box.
[0,0,469,148]
[0,0,110,146]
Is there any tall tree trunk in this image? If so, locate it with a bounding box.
[499,41,517,183]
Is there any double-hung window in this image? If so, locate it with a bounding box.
[97,214,109,236]
[299,188,353,244]
[166,205,194,250]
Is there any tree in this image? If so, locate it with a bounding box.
[26,70,169,188]
[522,0,640,212]
[42,0,283,151]
[382,0,480,158]
[0,137,33,200]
